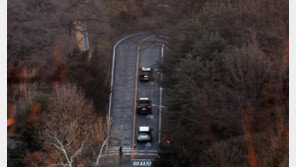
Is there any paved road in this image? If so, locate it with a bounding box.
[107,33,163,167]
[135,37,161,151]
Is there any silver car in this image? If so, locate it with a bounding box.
[137,126,152,142]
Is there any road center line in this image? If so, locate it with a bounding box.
[132,36,155,156]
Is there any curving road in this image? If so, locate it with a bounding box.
[106,33,163,167]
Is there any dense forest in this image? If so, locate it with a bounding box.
[153,0,289,166]
[7,0,288,166]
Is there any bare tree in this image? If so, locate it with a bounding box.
[30,84,107,166]
[224,42,271,108]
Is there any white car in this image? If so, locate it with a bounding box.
[137,126,152,142]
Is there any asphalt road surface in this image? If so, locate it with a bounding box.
[107,33,163,167]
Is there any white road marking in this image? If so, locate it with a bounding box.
[103,152,158,156]
[107,149,158,153]
[132,159,152,166]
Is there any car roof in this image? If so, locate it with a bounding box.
[139,126,150,132]
[141,67,151,71]
[139,97,149,101]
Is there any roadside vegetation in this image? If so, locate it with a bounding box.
[7,0,123,166]
[152,0,289,166]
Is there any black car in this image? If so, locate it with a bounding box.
[137,97,152,114]
[137,126,152,142]
[139,67,153,81]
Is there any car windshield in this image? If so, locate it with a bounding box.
[138,133,149,139]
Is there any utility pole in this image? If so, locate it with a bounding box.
[82,0,91,61]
